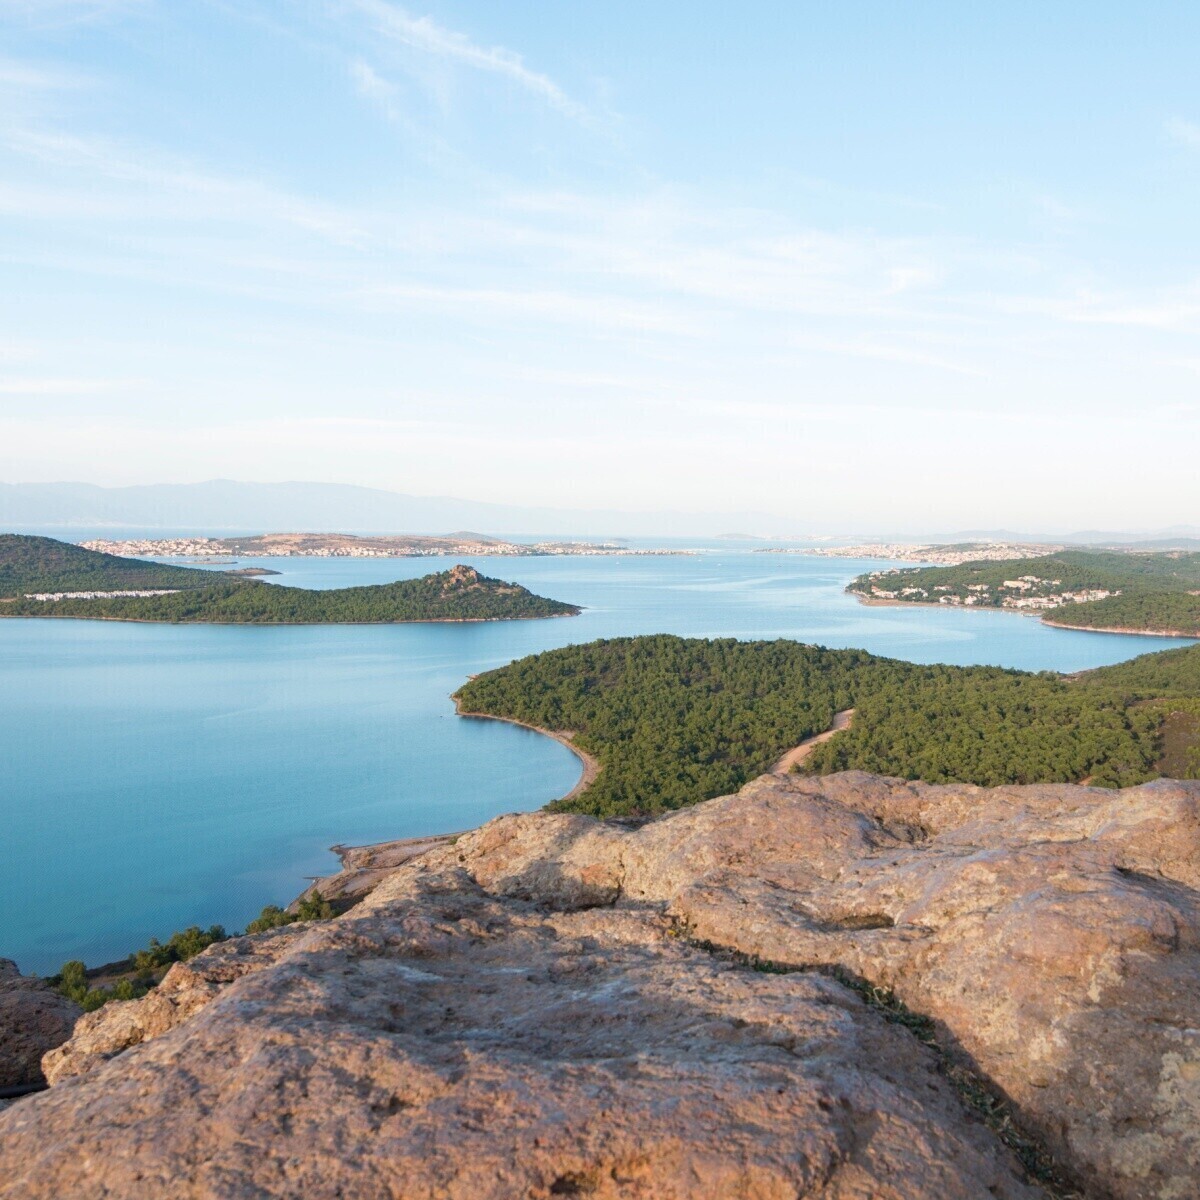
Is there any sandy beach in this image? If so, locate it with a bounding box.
[451,698,600,803]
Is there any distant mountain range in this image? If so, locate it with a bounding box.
[0,481,783,538]
[941,527,1200,547]
[1,481,1195,544]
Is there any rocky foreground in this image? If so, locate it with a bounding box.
[0,960,79,1093]
[4,772,1200,1199]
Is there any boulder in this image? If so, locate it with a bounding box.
[5,772,1200,1198]
[0,958,79,1090]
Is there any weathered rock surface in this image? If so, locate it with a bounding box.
[1,890,1036,1199]
[4,771,1199,1198]
[298,833,462,910]
[0,958,79,1089]
[41,926,300,1085]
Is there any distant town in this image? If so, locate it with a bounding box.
[22,589,182,602]
[755,541,1065,566]
[80,533,691,560]
[859,571,1118,611]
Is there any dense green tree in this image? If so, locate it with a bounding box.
[0,533,220,596]
[132,924,227,972]
[1041,592,1200,635]
[456,635,1196,818]
[245,904,295,934]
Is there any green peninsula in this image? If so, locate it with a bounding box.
[849,549,1200,637]
[456,634,1200,816]
[0,535,579,624]
[0,533,222,594]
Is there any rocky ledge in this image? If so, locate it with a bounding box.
[0,959,80,1093]
[3,771,1199,1199]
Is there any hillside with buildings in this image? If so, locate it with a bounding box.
[849,550,1200,635]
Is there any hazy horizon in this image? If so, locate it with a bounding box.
[3,3,1198,528]
[2,478,1197,542]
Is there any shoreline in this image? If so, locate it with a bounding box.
[292,701,601,910]
[451,696,601,804]
[850,591,1197,638]
[293,831,468,911]
[0,610,579,627]
[1039,619,1200,638]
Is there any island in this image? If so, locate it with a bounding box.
[848,549,1200,637]
[454,633,1200,815]
[0,535,579,624]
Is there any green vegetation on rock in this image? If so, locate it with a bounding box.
[56,960,147,1012]
[131,924,228,972]
[54,925,226,1012]
[245,893,333,933]
[53,899,337,1012]
[456,635,1200,817]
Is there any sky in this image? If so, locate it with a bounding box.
[1,0,1198,531]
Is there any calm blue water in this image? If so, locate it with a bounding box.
[2,550,1192,975]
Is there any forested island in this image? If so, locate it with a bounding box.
[0,536,578,624]
[850,549,1200,636]
[455,634,1200,816]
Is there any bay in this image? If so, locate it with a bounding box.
[1,548,1192,975]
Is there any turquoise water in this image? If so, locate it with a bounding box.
[2,550,1193,975]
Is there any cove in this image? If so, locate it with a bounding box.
[1,547,1192,975]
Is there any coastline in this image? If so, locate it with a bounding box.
[293,832,467,911]
[292,700,601,911]
[850,591,1197,638]
[0,610,579,627]
[451,696,600,804]
[1039,619,1200,638]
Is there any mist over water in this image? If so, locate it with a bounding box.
[2,548,1192,975]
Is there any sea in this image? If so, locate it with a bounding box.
[2,540,1194,975]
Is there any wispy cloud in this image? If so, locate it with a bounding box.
[0,0,149,27]
[788,333,985,377]
[343,0,588,120]
[998,287,1200,332]
[0,57,90,90]
[359,282,701,336]
[1165,117,1200,150]
[2,127,369,244]
[350,60,398,113]
[0,376,142,395]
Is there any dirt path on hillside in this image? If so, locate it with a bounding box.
[771,709,855,775]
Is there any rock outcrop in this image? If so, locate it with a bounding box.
[0,959,79,1090]
[296,833,462,911]
[4,772,1200,1199]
